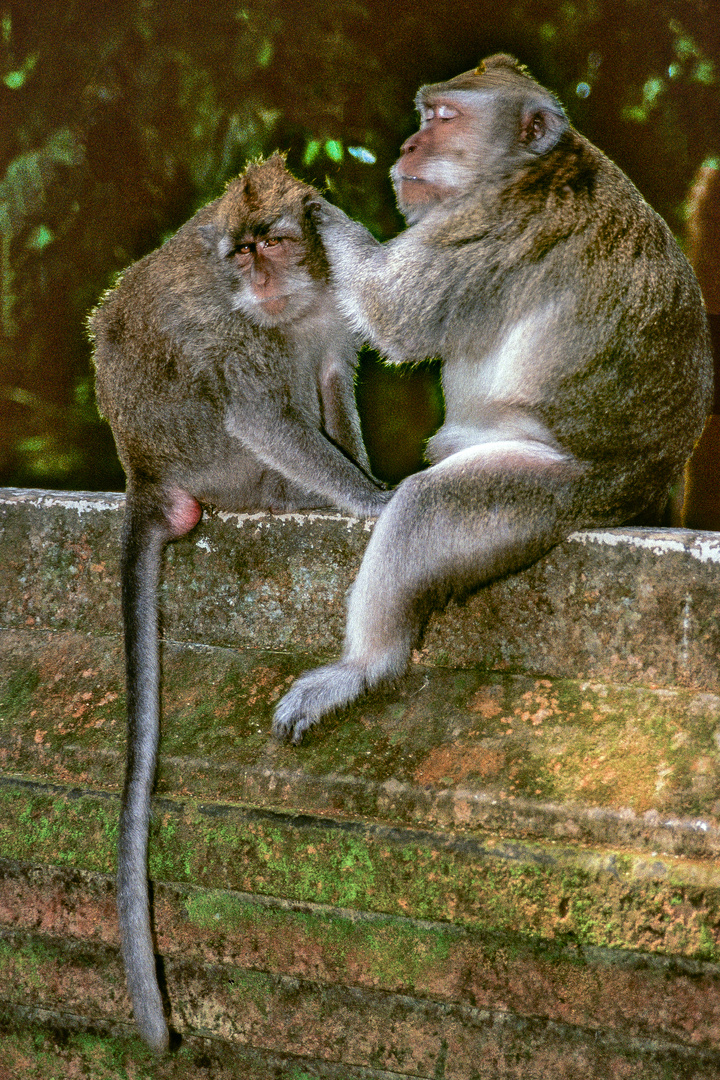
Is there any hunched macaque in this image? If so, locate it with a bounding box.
[90,154,388,1050]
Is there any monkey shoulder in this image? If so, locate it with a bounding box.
[471,135,667,273]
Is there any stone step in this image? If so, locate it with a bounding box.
[1,488,720,1076]
[2,629,720,858]
[3,862,720,1078]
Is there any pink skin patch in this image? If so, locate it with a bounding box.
[165,488,202,539]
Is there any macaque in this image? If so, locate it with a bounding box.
[273,54,713,743]
[89,154,388,1051]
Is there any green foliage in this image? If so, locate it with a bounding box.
[0,0,717,490]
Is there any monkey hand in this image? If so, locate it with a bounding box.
[304,193,352,230]
[338,486,391,519]
[305,195,375,252]
[272,662,369,743]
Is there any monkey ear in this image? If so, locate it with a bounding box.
[519,104,568,155]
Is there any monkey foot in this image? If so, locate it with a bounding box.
[272,662,368,743]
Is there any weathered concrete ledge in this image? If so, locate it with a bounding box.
[2,487,720,686]
[1,488,720,1077]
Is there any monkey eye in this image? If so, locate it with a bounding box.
[233,235,296,257]
[418,102,460,126]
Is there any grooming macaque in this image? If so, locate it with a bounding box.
[89,154,387,1050]
[273,54,713,743]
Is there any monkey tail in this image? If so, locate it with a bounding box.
[117,492,171,1052]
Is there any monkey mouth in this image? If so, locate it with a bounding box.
[257,296,288,316]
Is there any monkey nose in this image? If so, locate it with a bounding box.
[399,130,422,155]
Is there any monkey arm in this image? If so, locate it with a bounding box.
[318,352,372,473]
[310,198,446,363]
[223,393,388,518]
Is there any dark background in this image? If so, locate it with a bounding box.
[1,0,718,492]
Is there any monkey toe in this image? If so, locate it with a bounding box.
[271,675,326,743]
[272,662,368,742]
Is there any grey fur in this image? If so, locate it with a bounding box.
[273,55,712,744]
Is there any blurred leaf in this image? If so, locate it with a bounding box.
[324,139,344,162]
[3,51,37,89]
[348,146,376,164]
[303,138,321,165]
[695,61,715,86]
[25,225,54,251]
[257,38,273,67]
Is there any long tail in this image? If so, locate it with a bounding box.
[117,495,170,1052]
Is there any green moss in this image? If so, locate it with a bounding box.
[0,788,117,872]
[0,1025,205,1078]
[185,892,456,991]
[2,779,720,960]
[697,922,720,962]
[0,666,40,725]
[225,967,271,1014]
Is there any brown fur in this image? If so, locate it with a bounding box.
[89,154,387,1051]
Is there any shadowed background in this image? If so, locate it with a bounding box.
[0,0,718,497]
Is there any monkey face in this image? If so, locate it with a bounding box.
[230,227,319,326]
[200,217,323,329]
[196,156,331,329]
[391,63,568,225]
[390,93,494,223]
[236,235,291,321]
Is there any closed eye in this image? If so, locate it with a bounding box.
[419,103,461,124]
[436,104,460,120]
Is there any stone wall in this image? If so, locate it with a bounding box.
[1,488,720,1078]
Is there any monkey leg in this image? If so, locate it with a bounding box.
[272,442,584,743]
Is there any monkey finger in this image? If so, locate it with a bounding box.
[304,194,331,218]
[306,197,352,231]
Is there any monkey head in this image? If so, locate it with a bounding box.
[198,154,329,328]
[391,54,569,223]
